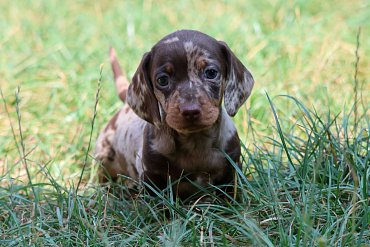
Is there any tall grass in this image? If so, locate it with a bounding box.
[1,0,369,246]
[1,90,368,245]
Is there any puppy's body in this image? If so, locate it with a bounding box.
[95,30,254,199]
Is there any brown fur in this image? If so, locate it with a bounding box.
[95,30,254,200]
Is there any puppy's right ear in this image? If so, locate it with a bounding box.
[127,52,161,127]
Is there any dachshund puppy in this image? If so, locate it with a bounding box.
[95,30,254,200]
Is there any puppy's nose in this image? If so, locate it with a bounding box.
[180,104,201,120]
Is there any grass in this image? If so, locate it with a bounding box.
[0,0,369,246]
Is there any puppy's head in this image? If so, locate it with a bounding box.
[127,30,254,133]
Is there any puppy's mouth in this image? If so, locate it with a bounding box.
[165,111,220,134]
[173,123,213,134]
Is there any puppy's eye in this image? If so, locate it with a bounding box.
[204,68,218,80]
[157,76,169,87]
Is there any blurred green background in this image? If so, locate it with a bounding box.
[0,0,369,183]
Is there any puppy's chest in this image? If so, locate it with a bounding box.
[168,147,226,172]
[145,126,231,181]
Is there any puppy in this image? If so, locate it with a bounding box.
[95,30,254,200]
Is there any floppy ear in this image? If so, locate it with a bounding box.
[127,52,161,127]
[219,41,254,116]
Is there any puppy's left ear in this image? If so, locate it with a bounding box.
[219,41,254,116]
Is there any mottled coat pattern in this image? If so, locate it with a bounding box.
[95,30,254,200]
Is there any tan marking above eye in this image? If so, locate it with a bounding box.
[197,59,207,70]
[165,64,173,74]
